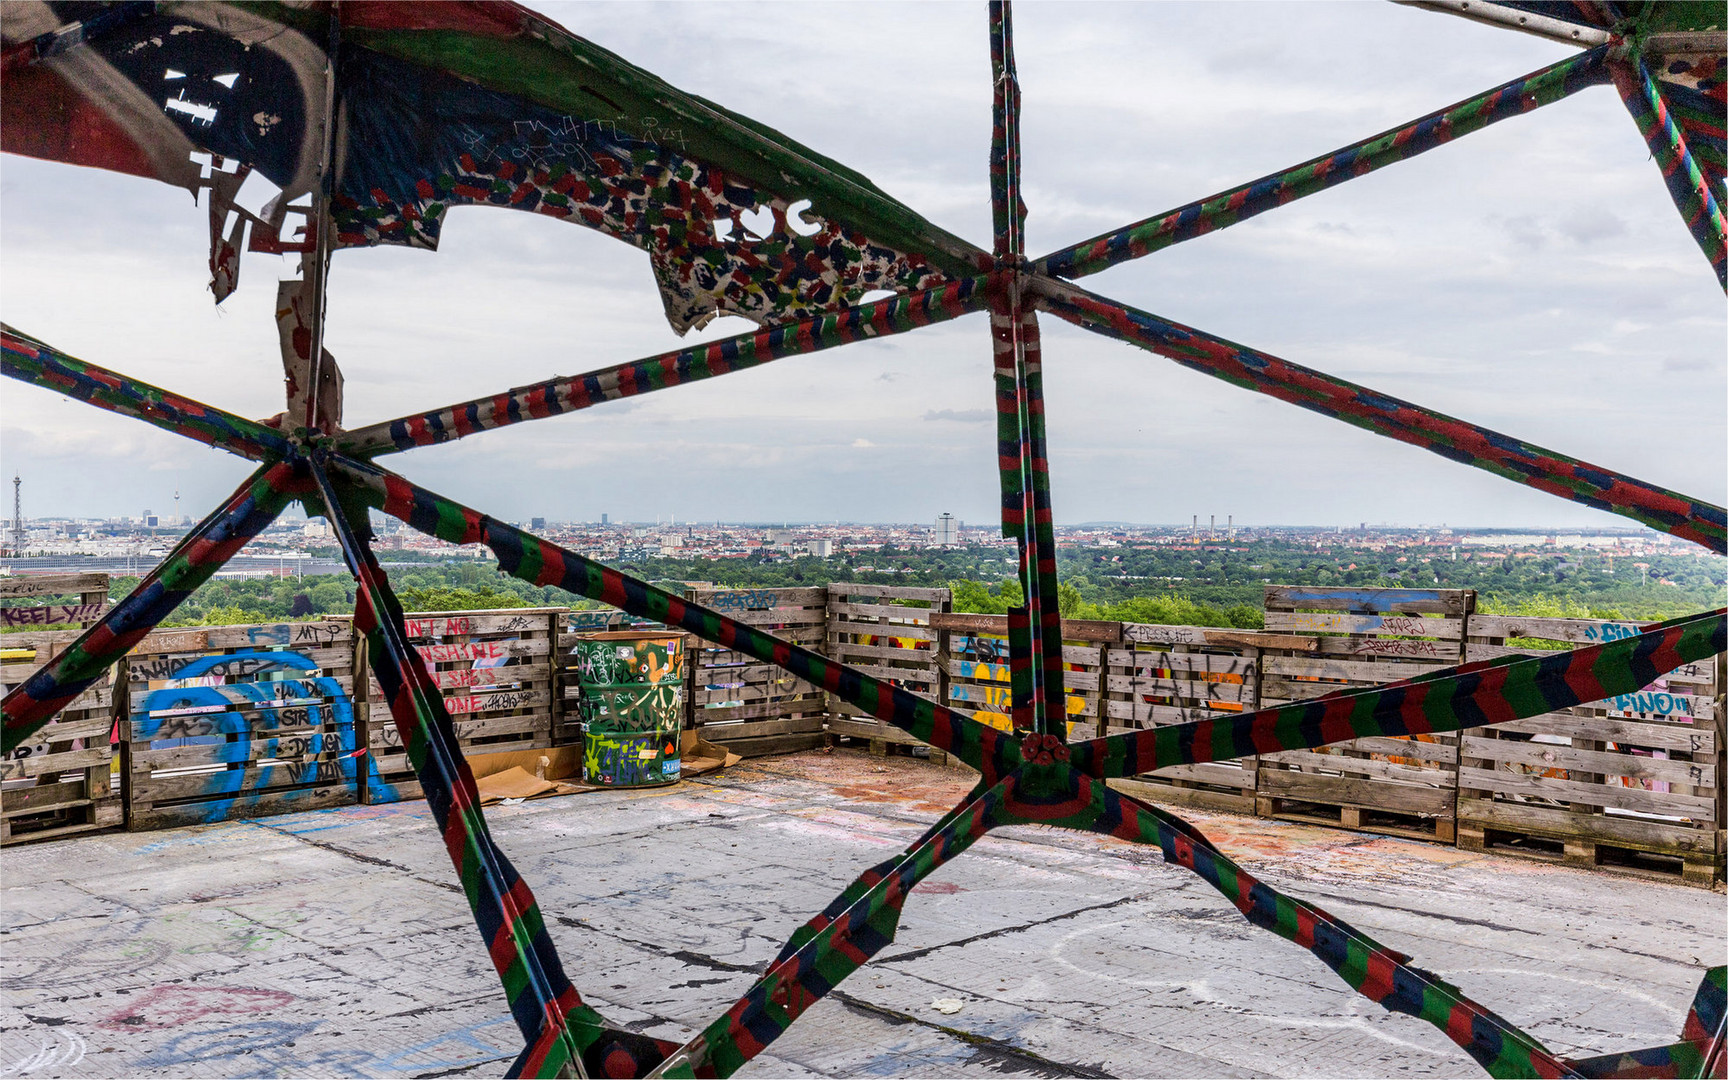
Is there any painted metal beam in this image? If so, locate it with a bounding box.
[1,324,294,462]
[1030,276,1727,553]
[1034,44,1613,281]
[338,276,992,458]
[1,461,307,754]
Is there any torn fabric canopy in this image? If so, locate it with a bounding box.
[0,1,980,332]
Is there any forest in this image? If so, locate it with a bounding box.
[44,535,1722,629]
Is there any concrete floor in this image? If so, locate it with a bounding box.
[2,749,1723,1079]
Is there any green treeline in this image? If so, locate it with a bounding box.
[74,537,1723,629]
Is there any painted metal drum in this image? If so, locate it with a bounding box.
[570,631,687,787]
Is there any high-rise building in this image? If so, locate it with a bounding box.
[531,517,546,531]
[933,512,960,547]
[601,513,610,525]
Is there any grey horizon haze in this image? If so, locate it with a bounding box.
[1,2,1722,532]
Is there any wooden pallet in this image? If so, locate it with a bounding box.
[930,612,1115,742]
[1457,614,1724,888]
[1254,587,1472,842]
[1,575,119,844]
[122,621,361,829]
[685,587,828,757]
[1101,622,1277,815]
[824,584,948,748]
[364,609,559,803]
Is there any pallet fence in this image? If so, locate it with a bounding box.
[1254,587,1473,842]
[3,582,1722,885]
[362,608,561,804]
[1458,614,1724,886]
[825,584,949,754]
[2,571,117,844]
[684,587,829,757]
[120,620,362,828]
[1105,623,1294,816]
[925,613,1116,743]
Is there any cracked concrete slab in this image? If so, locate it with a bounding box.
[2,749,1722,1078]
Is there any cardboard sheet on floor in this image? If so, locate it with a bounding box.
[466,734,740,804]
[683,729,742,777]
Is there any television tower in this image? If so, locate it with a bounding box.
[10,475,23,555]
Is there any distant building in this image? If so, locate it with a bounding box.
[933,513,960,547]
[601,513,609,525]
[531,517,546,531]
[766,529,795,547]
[806,539,833,557]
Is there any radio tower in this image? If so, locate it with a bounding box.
[10,475,23,555]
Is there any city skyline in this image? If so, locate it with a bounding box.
[2,4,1722,530]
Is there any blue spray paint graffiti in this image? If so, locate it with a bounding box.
[130,650,399,819]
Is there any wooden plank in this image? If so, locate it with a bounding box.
[1470,714,1715,753]
[689,587,827,609]
[1104,674,1251,703]
[1265,611,1463,639]
[1106,649,1257,676]
[1468,615,1652,645]
[693,696,827,723]
[928,612,1121,642]
[415,638,548,664]
[0,603,106,628]
[0,778,96,815]
[398,610,559,637]
[1456,797,1717,853]
[827,583,951,602]
[130,784,354,829]
[1458,736,1714,786]
[1263,654,1453,683]
[826,600,941,623]
[1456,766,1715,818]
[1264,585,1470,615]
[0,573,109,599]
[696,717,826,740]
[0,746,111,780]
[1121,623,1317,651]
[1258,769,1455,816]
[1260,749,1455,785]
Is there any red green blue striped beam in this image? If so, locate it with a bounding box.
[325,454,1022,784]
[1069,607,1726,779]
[1569,966,1725,1078]
[338,276,992,458]
[1,324,294,462]
[1,461,308,755]
[1002,768,1580,1079]
[1610,54,1728,288]
[651,778,1008,1078]
[1031,276,1727,553]
[315,460,605,1079]
[989,1,1066,735]
[655,755,1584,1080]
[1034,44,1613,281]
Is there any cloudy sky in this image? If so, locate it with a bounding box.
[2,2,1722,529]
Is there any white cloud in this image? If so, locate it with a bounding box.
[0,1,1720,528]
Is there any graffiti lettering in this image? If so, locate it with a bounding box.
[445,690,535,715]
[1350,638,1442,657]
[703,589,780,613]
[128,651,309,683]
[1607,691,1695,718]
[417,641,509,663]
[0,602,104,626]
[404,616,471,638]
[1583,622,1641,643]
